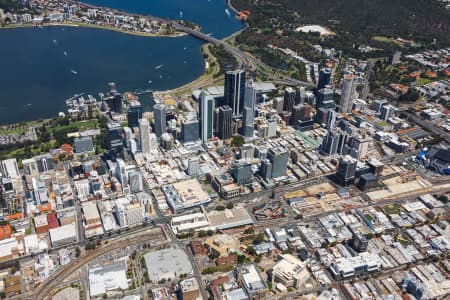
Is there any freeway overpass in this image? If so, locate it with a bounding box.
[172,23,312,87]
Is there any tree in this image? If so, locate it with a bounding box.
[254,255,262,263]
[226,202,234,209]
[75,247,81,258]
[208,248,220,260]
[247,245,256,256]
[437,195,448,204]
[231,135,244,147]
[216,205,225,211]
[398,89,420,103]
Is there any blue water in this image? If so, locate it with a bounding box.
[84,0,243,38]
[0,0,243,125]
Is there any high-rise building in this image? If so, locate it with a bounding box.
[218,105,233,140]
[317,68,332,90]
[128,170,143,193]
[181,114,200,143]
[380,104,396,121]
[370,99,388,113]
[153,103,166,138]
[259,159,272,180]
[230,161,253,185]
[242,81,256,138]
[107,122,123,157]
[389,51,401,65]
[283,87,296,113]
[340,75,358,113]
[123,127,132,148]
[112,92,123,113]
[199,91,215,142]
[295,87,306,105]
[127,100,143,129]
[317,88,335,109]
[351,134,370,160]
[336,155,357,186]
[224,69,246,117]
[273,97,284,114]
[352,232,368,252]
[243,107,255,138]
[160,133,174,150]
[187,157,200,176]
[139,119,152,155]
[326,110,337,130]
[321,129,350,156]
[240,144,255,160]
[268,147,289,178]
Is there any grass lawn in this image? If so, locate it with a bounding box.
[49,119,98,134]
[382,204,401,215]
[372,36,394,43]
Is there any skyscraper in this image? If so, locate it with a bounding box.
[224,69,245,117]
[139,118,151,155]
[317,68,332,90]
[295,87,305,105]
[200,91,215,142]
[243,81,256,138]
[283,87,296,113]
[218,105,233,140]
[181,114,200,143]
[317,88,335,109]
[336,155,357,186]
[267,147,289,178]
[107,122,123,158]
[340,75,358,113]
[380,104,396,121]
[127,100,144,129]
[153,103,166,138]
[111,92,123,114]
[326,110,337,130]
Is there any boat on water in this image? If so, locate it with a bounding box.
[183,47,187,50]
[179,11,183,18]
[225,9,231,17]
[64,51,67,56]
[53,39,57,45]
[155,64,164,70]
[148,80,152,84]
[70,69,78,75]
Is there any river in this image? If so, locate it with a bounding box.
[0,0,243,124]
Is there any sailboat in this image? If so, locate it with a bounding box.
[70,69,78,75]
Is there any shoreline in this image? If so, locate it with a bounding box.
[0,2,247,126]
[1,22,188,38]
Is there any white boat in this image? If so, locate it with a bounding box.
[64,51,67,56]
[159,75,163,78]
[183,47,187,50]
[148,80,152,84]
[225,9,231,17]
[155,64,164,70]
[53,39,57,45]
[179,11,183,18]
[71,69,78,75]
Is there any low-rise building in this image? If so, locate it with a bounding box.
[49,223,77,247]
[270,254,310,289]
[89,258,129,297]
